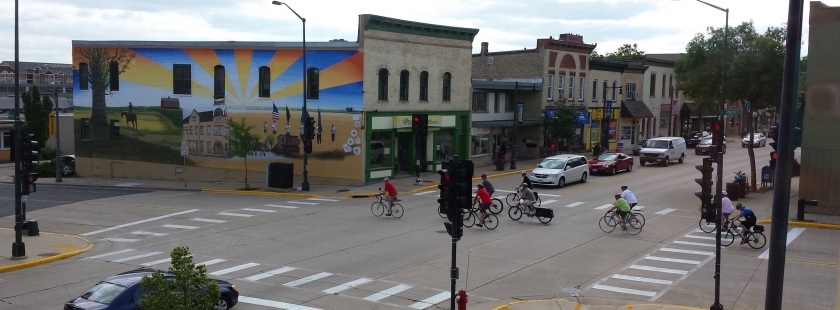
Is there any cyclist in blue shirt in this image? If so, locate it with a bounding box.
[729,203,757,244]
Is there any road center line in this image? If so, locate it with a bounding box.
[759,227,806,259]
[81,209,199,236]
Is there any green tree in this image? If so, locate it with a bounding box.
[21,86,53,152]
[798,55,807,91]
[605,43,645,61]
[227,117,260,189]
[73,47,135,140]
[265,134,276,150]
[541,100,577,152]
[139,246,220,310]
[591,49,605,61]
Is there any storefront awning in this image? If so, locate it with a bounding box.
[472,120,540,127]
[620,99,654,118]
[544,109,590,125]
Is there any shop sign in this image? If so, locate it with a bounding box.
[471,127,490,135]
[661,103,671,112]
[393,115,444,128]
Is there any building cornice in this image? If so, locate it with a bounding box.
[536,39,597,54]
[362,14,479,42]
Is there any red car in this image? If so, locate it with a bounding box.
[695,138,727,155]
[588,152,634,175]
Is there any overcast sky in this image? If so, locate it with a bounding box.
[1,0,835,64]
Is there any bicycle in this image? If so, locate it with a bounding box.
[474,196,503,215]
[721,220,766,249]
[508,200,553,224]
[606,207,645,227]
[505,189,542,208]
[371,193,404,218]
[699,217,731,233]
[599,210,642,235]
[462,203,499,230]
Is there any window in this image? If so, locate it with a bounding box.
[79,63,89,90]
[399,70,409,101]
[200,126,204,135]
[612,81,618,100]
[547,74,554,100]
[173,64,191,95]
[662,75,667,97]
[207,126,210,134]
[602,81,608,101]
[505,93,515,112]
[472,135,489,155]
[369,132,392,168]
[579,77,585,101]
[419,71,429,101]
[207,142,211,153]
[377,68,388,101]
[109,61,119,91]
[81,118,90,139]
[215,65,226,99]
[668,75,673,98]
[649,73,656,97]
[625,83,637,99]
[258,66,269,98]
[568,76,574,100]
[592,80,598,101]
[437,130,454,161]
[200,141,204,153]
[558,76,565,100]
[472,92,487,112]
[214,126,219,135]
[0,131,10,149]
[442,72,452,101]
[307,67,319,100]
[494,93,501,113]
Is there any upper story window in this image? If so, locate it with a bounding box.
[649,73,656,97]
[173,64,192,95]
[307,67,319,100]
[579,77,585,101]
[399,70,409,101]
[79,62,89,90]
[662,75,667,97]
[108,61,120,92]
[568,76,575,101]
[215,65,226,99]
[472,92,487,112]
[258,66,270,98]
[442,72,452,101]
[625,83,637,99]
[668,75,673,98]
[547,74,554,100]
[378,68,388,101]
[612,81,618,100]
[592,80,598,101]
[558,76,565,99]
[419,71,429,101]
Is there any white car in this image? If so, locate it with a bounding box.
[529,154,589,188]
[742,133,767,147]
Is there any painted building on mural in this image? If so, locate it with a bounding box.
[72,14,476,185]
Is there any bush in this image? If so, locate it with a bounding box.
[39,147,56,161]
[34,161,57,177]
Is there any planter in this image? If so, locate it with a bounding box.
[495,162,505,171]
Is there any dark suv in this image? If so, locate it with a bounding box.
[686,131,711,148]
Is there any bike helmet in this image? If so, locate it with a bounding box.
[481,174,487,179]
[621,185,628,190]
[476,184,484,188]
[521,171,527,176]
[614,193,621,199]
[721,191,728,196]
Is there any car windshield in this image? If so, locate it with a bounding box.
[645,140,670,149]
[80,282,126,305]
[745,134,762,139]
[701,139,713,144]
[538,159,567,169]
[597,154,617,161]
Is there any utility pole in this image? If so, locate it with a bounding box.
[53,86,62,182]
[12,0,26,258]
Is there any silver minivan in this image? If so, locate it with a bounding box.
[639,137,687,166]
[529,154,590,187]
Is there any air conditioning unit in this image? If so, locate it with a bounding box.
[487,57,494,65]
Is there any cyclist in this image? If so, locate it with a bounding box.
[472,184,491,227]
[620,185,638,208]
[521,171,533,190]
[729,203,757,244]
[607,194,632,230]
[517,182,537,216]
[720,191,735,227]
[480,174,495,197]
[381,177,398,216]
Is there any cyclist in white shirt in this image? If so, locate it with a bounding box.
[720,191,735,226]
[620,185,638,208]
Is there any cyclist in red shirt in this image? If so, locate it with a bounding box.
[381,177,399,216]
[472,184,492,227]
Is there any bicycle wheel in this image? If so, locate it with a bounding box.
[463,210,475,228]
[508,205,522,221]
[599,216,617,233]
[392,203,404,218]
[483,214,499,230]
[371,202,384,217]
[625,215,643,235]
[537,212,552,224]
[699,219,716,233]
[747,232,766,249]
[489,198,504,215]
[632,212,646,227]
[536,196,542,207]
[438,205,447,218]
[722,229,736,247]
[506,193,519,207]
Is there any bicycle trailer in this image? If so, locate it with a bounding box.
[534,208,554,218]
[753,225,765,233]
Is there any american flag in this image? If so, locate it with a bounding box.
[272,103,280,120]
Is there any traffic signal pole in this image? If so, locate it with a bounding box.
[11,0,25,258]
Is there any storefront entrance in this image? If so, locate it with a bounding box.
[397,132,412,172]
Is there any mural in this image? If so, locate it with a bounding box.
[72,46,364,180]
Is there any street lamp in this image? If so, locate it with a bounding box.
[44,64,62,183]
[601,82,622,151]
[510,82,536,170]
[271,1,309,191]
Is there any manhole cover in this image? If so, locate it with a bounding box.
[38,253,60,257]
[435,230,448,234]
[561,286,581,296]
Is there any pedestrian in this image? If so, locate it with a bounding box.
[271,121,277,134]
[264,122,268,133]
[331,125,336,142]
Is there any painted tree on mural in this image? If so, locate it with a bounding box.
[227,117,260,189]
[74,47,135,140]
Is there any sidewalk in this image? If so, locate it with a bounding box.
[730,174,840,230]
[0,227,92,273]
[477,298,704,310]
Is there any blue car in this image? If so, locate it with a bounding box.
[64,268,238,310]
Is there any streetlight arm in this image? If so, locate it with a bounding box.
[695,0,728,13]
[272,1,305,22]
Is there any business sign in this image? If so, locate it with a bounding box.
[517,104,524,124]
[661,103,671,112]
[180,138,188,156]
[725,109,740,115]
[672,100,679,116]
[470,127,490,135]
[393,115,443,128]
[605,100,613,118]
[615,142,624,153]
[49,113,56,137]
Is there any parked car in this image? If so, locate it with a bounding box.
[529,154,590,188]
[741,133,766,147]
[686,131,711,148]
[639,137,687,166]
[696,138,727,155]
[64,268,238,310]
[588,152,634,175]
[632,139,647,156]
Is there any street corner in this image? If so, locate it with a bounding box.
[0,228,93,273]
[488,298,579,310]
[201,188,323,198]
[342,192,379,198]
[756,219,840,230]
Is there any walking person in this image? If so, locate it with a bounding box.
[264,122,269,134]
[331,125,336,142]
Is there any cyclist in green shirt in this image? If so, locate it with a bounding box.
[607,194,632,230]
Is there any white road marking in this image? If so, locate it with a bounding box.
[104,238,140,242]
[633,206,645,210]
[198,259,226,266]
[564,202,585,208]
[141,258,172,266]
[112,251,163,263]
[238,296,323,310]
[287,201,320,205]
[82,209,200,236]
[265,204,299,209]
[242,208,276,213]
[655,208,676,215]
[672,240,717,248]
[759,227,805,259]
[645,255,702,265]
[218,212,253,217]
[131,231,168,237]
[537,193,561,197]
[284,272,333,287]
[413,190,438,196]
[409,291,451,309]
[495,189,517,193]
[683,234,718,241]
[323,278,373,294]
[595,204,614,210]
[307,198,339,202]
[191,218,226,223]
[244,267,296,281]
[611,274,673,285]
[591,284,657,297]
[540,199,558,206]
[209,263,260,275]
[364,284,413,302]
[629,265,688,275]
[659,248,714,256]
[162,224,198,230]
[84,249,134,260]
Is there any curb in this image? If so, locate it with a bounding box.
[0,232,93,273]
[492,298,573,310]
[201,189,323,198]
[342,193,379,198]
[756,219,840,230]
[409,168,532,193]
[0,180,197,192]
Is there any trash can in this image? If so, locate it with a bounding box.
[726,183,739,201]
[266,162,294,189]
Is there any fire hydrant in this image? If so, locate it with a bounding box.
[455,288,468,310]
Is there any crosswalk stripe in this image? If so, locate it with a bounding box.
[540,199,558,206]
[81,209,200,236]
[218,212,253,217]
[288,201,320,205]
[759,227,804,259]
[104,238,140,242]
[409,291,451,309]
[645,255,702,265]
[595,204,614,210]
[191,218,226,223]
[672,240,717,248]
[284,272,333,287]
[265,204,299,209]
[198,259,226,266]
[238,296,324,310]
[210,263,260,275]
[611,274,673,285]
[364,284,413,302]
[85,249,134,260]
[131,231,168,237]
[633,206,645,210]
[323,278,373,294]
[564,202,585,208]
[655,208,676,215]
[592,284,657,297]
[413,190,438,196]
[683,234,718,241]
[113,251,163,263]
[244,267,296,281]
[307,198,339,202]
[242,208,276,213]
[141,258,171,266]
[162,224,199,230]
[659,248,714,256]
[629,265,688,275]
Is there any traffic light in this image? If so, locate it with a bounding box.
[453,160,474,210]
[303,139,312,154]
[711,119,724,146]
[770,151,777,170]
[412,114,429,139]
[307,117,316,141]
[20,130,39,195]
[303,117,316,141]
[695,157,714,221]
[438,166,453,221]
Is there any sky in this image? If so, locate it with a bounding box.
[1,0,836,64]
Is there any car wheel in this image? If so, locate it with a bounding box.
[611,166,617,175]
[558,177,566,188]
[627,164,633,172]
[723,146,727,154]
[581,172,587,183]
[640,161,646,166]
[678,154,685,164]
[215,297,231,310]
[664,156,670,167]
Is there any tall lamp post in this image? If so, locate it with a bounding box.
[271,1,309,191]
[45,64,63,183]
[510,82,536,170]
[601,83,622,151]
[12,0,26,258]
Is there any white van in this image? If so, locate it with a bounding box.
[639,137,687,167]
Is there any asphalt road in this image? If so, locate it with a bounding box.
[0,146,836,310]
[0,183,151,217]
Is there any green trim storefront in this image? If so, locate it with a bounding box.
[364,111,470,182]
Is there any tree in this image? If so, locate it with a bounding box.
[541,100,577,153]
[591,49,605,61]
[798,55,807,91]
[21,86,54,153]
[73,47,135,140]
[227,117,260,189]
[139,246,220,310]
[605,43,645,61]
[265,134,276,150]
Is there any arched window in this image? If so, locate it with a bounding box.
[215,65,226,99]
[109,61,120,91]
[399,70,409,101]
[79,62,89,90]
[258,66,270,98]
[442,72,451,101]
[307,67,319,100]
[378,68,388,101]
[419,71,429,101]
